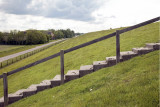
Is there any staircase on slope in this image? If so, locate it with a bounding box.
[0,43,159,107]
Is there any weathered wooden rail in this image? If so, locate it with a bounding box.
[0,16,159,106]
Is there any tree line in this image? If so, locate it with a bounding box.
[48,29,75,39]
[0,29,75,45]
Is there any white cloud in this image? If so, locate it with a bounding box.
[0,1,2,4]
[0,11,104,33]
[92,0,160,28]
[0,0,105,21]
[0,0,159,33]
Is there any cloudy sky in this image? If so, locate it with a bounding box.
[0,0,159,33]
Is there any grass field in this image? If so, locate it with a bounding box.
[0,22,159,105]
[0,40,62,68]
[0,45,35,57]
[0,45,24,52]
[0,40,56,58]
[9,50,159,107]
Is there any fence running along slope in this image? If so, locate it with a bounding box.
[0,16,159,107]
[0,16,159,79]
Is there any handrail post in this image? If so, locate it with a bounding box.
[60,50,64,84]
[116,30,120,63]
[3,72,8,107]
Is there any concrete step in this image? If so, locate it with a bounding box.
[50,75,66,87]
[36,80,51,92]
[14,80,51,98]
[27,84,38,90]
[7,94,22,104]
[106,56,123,66]
[93,60,108,71]
[65,70,79,82]
[0,97,4,107]
[14,88,37,98]
[79,65,93,77]
[41,80,51,85]
[146,43,160,50]
[120,51,138,61]
[27,83,49,93]
[0,84,48,107]
[132,47,153,55]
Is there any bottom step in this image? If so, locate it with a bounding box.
[0,93,23,106]
[8,94,23,104]
[0,98,4,107]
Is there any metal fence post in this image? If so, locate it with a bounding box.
[3,73,8,106]
[60,50,64,84]
[116,30,120,63]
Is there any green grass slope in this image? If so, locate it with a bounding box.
[0,22,159,98]
[9,51,159,107]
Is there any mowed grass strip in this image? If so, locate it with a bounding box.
[0,22,159,98]
[9,50,159,107]
[0,45,39,58]
[0,45,24,53]
[0,40,56,58]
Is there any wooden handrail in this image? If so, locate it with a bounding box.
[0,16,159,79]
[119,16,159,34]
[64,32,116,54]
[0,32,116,79]
[0,52,60,79]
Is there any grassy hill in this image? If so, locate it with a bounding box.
[9,50,159,107]
[0,22,159,106]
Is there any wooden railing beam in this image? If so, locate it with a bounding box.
[0,16,159,79]
[119,16,160,34]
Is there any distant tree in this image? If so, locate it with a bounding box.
[26,30,48,45]
[38,32,48,44]
[48,29,55,34]
[46,34,52,42]
[0,32,3,44]
[26,30,37,45]
[54,30,64,39]
[0,28,75,45]
[2,33,9,44]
